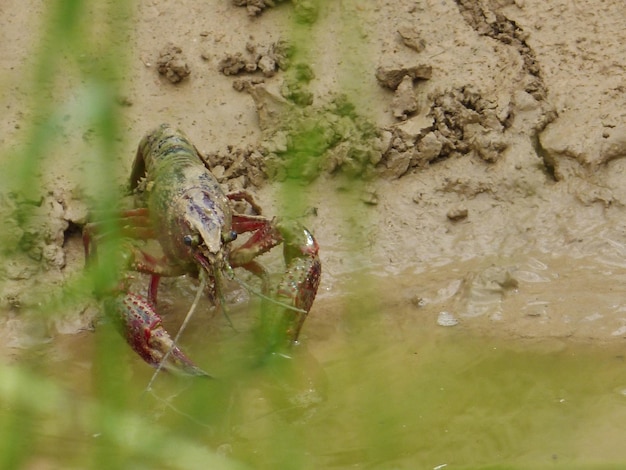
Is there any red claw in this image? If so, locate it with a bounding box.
[104,292,210,377]
[275,223,321,343]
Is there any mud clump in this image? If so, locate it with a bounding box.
[376,65,433,121]
[203,146,267,190]
[397,25,426,53]
[391,75,419,120]
[157,43,191,84]
[232,0,319,23]
[379,86,509,178]
[232,0,277,16]
[219,41,293,78]
[375,65,432,90]
[539,119,626,182]
[430,86,508,162]
[446,205,468,221]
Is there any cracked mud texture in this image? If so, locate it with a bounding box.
[2,0,626,354]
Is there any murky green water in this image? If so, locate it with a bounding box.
[11,269,626,470]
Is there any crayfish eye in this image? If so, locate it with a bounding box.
[183,234,200,247]
[222,230,238,244]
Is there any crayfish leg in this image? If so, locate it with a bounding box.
[227,190,263,215]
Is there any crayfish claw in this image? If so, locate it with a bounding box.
[275,253,322,343]
[104,292,211,377]
[260,221,321,348]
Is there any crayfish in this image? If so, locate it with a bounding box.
[84,124,321,376]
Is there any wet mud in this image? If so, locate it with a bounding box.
[2,0,626,353]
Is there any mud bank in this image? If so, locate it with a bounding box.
[1,0,626,352]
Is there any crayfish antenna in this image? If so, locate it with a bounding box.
[232,275,307,315]
[214,265,236,330]
[145,271,211,392]
[232,273,312,354]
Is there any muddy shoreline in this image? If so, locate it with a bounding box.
[2,0,626,355]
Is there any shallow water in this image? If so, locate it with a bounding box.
[15,253,626,469]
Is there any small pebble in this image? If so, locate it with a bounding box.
[447,206,468,221]
[410,295,425,308]
[360,189,379,205]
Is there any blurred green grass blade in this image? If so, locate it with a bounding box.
[0,363,248,470]
[1,0,133,467]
